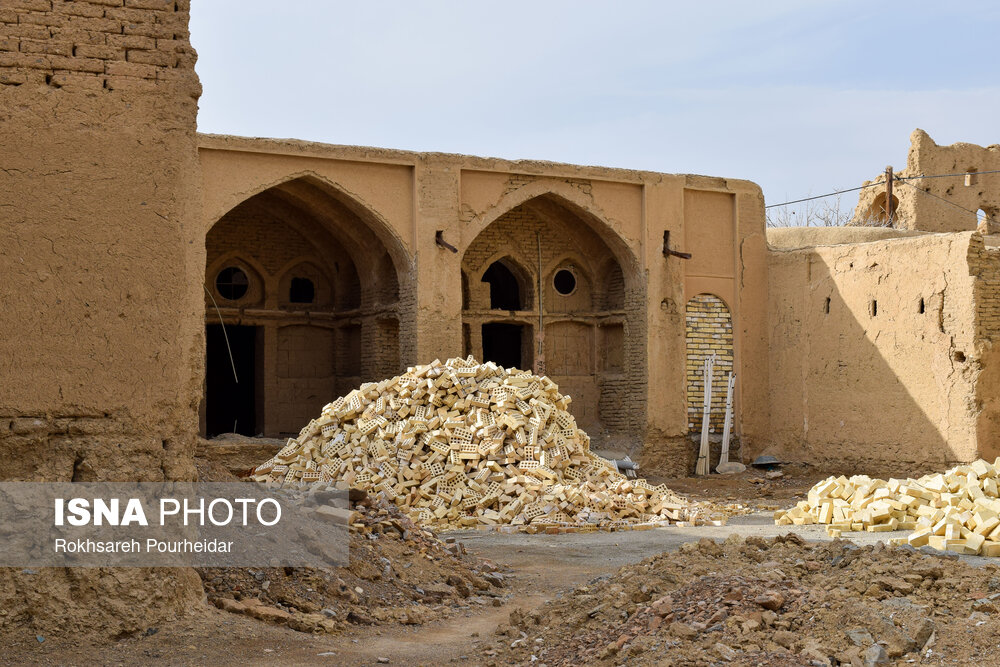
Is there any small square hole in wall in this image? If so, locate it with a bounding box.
[824,297,830,314]
[870,300,878,317]
[918,297,925,314]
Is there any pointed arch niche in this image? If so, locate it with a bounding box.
[461,193,645,445]
[202,176,410,438]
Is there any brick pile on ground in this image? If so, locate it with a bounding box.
[199,493,511,634]
[250,357,711,531]
[485,534,1000,666]
[776,458,1000,556]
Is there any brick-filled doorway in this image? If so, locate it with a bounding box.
[205,324,260,437]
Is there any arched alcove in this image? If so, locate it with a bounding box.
[202,177,410,438]
[461,193,644,445]
[868,192,900,225]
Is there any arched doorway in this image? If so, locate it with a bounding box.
[202,177,409,438]
[867,192,900,225]
[462,193,643,444]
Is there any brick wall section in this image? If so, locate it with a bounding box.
[208,203,317,277]
[686,294,734,433]
[971,240,1000,341]
[970,236,1000,461]
[0,0,197,92]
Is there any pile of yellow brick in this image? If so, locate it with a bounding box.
[250,357,698,531]
[775,459,1000,556]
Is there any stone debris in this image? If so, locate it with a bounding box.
[486,535,1000,666]
[776,458,1000,556]
[250,357,715,531]
[200,493,510,634]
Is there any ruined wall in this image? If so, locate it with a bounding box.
[767,233,982,467]
[854,129,1000,233]
[0,0,203,636]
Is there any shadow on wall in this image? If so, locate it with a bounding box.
[767,238,977,469]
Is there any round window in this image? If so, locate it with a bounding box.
[216,266,249,301]
[553,268,577,296]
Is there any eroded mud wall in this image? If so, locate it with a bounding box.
[0,0,204,635]
[767,233,981,466]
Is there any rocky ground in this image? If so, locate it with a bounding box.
[198,495,510,633]
[486,534,1000,666]
[5,449,997,665]
[194,446,510,635]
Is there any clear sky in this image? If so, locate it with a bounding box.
[189,1,1000,221]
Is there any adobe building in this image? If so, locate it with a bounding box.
[3,0,1000,635]
[765,131,1000,469]
[0,0,768,635]
[197,136,770,473]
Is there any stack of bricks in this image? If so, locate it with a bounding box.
[0,0,197,92]
[775,459,1000,556]
[250,357,713,532]
[685,294,734,432]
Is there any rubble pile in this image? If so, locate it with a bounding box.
[486,535,1000,666]
[776,458,1000,555]
[250,357,707,531]
[200,494,510,633]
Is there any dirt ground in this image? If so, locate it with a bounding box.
[4,462,994,666]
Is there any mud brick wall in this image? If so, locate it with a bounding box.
[767,233,983,466]
[971,241,1000,342]
[0,0,197,92]
[0,0,202,479]
[685,294,734,433]
[0,0,195,90]
[0,0,204,639]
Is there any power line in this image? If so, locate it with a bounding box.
[767,168,1000,209]
[898,169,1000,182]
[765,182,883,209]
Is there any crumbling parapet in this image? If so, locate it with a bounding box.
[853,129,1000,232]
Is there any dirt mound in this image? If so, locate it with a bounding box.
[250,357,701,530]
[486,534,1000,666]
[200,493,509,633]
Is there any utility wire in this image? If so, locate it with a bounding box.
[204,284,239,383]
[767,168,1000,209]
[897,169,1000,182]
[765,182,882,208]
